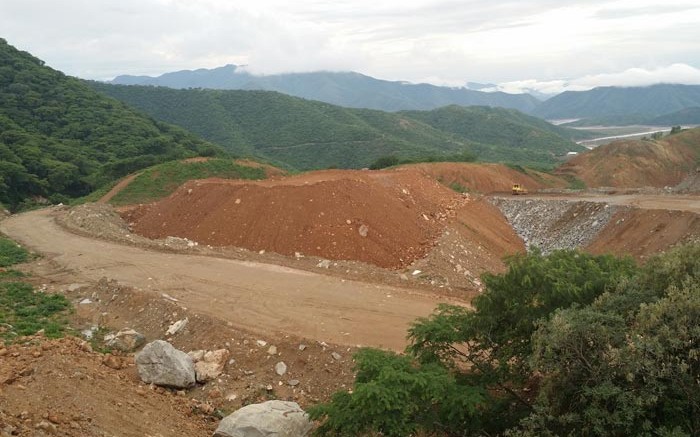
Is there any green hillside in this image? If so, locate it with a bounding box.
[0,39,221,210]
[399,105,586,163]
[647,107,700,125]
[98,158,267,206]
[90,83,580,169]
[533,84,700,120]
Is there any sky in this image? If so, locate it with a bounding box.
[1,0,700,94]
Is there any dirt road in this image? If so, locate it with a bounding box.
[1,209,452,351]
[498,194,700,214]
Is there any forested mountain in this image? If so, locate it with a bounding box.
[533,84,700,120]
[647,107,700,125]
[399,105,586,163]
[0,38,220,210]
[90,83,582,169]
[111,65,541,113]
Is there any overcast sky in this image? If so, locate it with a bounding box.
[2,0,699,93]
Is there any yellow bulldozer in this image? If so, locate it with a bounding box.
[512,183,528,195]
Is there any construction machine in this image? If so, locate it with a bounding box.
[512,184,528,195]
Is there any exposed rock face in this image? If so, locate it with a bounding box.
[105,328,145,352]
[213,400,312,437]
[135,340,195,388]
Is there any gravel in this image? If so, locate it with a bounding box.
[490,198,621,253]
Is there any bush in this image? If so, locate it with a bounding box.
[369,155,400,170]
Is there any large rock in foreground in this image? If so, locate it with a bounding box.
[135,340,195,388]
[214,400,312,437]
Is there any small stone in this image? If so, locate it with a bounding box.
[298,344,307,351]
[209,387,223,399]
[35,421,57,433]
[288,379,300,387]
[331,352,341,361]
[316,259,331,269]
[165,318,188,336]
[102,354,123,370]
[358,224,369,237]
[267,345,278,355]
[226,393,238,401]
[274,361,287,376]
[256,340,267,347]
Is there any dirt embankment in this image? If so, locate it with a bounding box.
[556,128,700,189]
[588,208,700,259]
[493,196,700,260]
[403,162,567,193]
[123,169,469,269]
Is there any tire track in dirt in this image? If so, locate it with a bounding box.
[1,208,454,351]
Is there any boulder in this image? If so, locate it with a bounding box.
[105,328,145,352]
[135,340,195,388]
[214,400,312,437]
[194,349,229,383]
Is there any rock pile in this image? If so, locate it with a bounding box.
[491,198,619,253]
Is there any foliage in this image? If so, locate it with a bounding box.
[313,249,639,436]
[106,158,266,205]
[0,235,30,267]
[368,155,400,170]
[308,348,484,436]
[90,83,583,170]
[521,244,700,436]
[670,125,683,135]
[0,38,223,210]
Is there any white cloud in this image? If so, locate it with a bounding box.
[490,64,700,95]
[0,0,698,87]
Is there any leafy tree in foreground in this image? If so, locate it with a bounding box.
[311,249,638,435]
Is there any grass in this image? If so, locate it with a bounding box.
[0,236,30,267]
[0,235,71,343]
[561,175,586,190]
[448,181,470,193]
[109,158,267,205]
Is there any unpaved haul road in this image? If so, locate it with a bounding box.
[1,209,452,351]
[501,194,700,214]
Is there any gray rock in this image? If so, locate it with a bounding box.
[274,361,287,376]
[105,328,145,352]
[331,352,341,360]
[135,340,195,388]
[214,400,312,437]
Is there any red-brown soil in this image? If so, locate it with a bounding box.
[404,162,567,193]
[587,207,700,259]
[556,128,700,188]
[123,169,470,269]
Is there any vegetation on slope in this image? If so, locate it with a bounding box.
[90,83,581,169]
[533,84,700,120]
[0,38,222,211]
[311,244,700,436]
[104,158,267,206]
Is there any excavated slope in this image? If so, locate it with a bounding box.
[556,128,700,188]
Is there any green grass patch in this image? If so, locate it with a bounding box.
[448,181,469,193]
[109,158,267,205]
[0,236,30,267]
[561,174,586,190]
[0,281,71,342]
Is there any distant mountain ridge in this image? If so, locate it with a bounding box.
[533,84,700,120]
[111,65,541,113]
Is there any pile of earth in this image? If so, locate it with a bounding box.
[555,128,700,189]
[405,162,567,193]
[122,169,472,269]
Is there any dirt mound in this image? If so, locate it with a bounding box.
[0,335,214,437]
[587,208,700,259]
[123,169,467,268]
[556,128,700,188]
[404,162,567,193]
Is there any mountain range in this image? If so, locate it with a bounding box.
[112,65,541,113]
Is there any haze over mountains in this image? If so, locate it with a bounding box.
[112,66,700,125]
